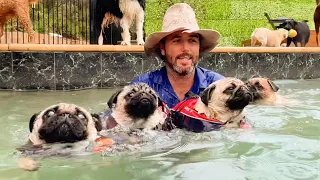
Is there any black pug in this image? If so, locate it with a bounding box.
[277,20,310,47]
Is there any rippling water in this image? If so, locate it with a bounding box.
[0,79,320,180]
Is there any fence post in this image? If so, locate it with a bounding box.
[90,0,97,44]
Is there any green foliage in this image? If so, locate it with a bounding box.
[145,0,316,46]
[5,0,315,45]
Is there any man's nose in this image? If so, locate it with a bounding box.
[181,41,190,52]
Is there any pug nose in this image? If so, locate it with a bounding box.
[141,99,150,104]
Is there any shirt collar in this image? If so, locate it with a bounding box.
[153,66,209,90]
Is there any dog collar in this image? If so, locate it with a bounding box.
[105,115,118,129]
[172,98,223,124]
[170,98,252,132]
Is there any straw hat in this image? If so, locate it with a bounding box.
[144,3,221,57]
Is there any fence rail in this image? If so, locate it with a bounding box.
[0,0,90,45]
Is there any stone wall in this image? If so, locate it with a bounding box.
[0,45,319,91]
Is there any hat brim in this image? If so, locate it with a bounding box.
[144,28,221,57]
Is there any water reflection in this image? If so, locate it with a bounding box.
[0,79,319,179]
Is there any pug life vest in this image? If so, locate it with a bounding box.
[168,98,251,132]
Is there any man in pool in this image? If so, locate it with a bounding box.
[100,3,226,132]
[130,2,224,108]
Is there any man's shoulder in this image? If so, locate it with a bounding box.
[131,67,164,84]
[196,66,224,82]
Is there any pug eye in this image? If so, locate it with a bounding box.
[129,92,134,97]
[255,82,263,88]
[227,86,235,90]
[47,110,55,116]
[78,113,85,119]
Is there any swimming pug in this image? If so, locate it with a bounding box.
[17,103,103,171]
[104,83,168,131]
[26,103,102,146]
[193,77,253,129]
[246,77,285,105]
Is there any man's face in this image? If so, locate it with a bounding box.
[160,30,200,76]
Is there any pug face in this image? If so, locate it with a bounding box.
[29,103,102,146]
[246,77,279,105]
[196,77,253,128]
[107,83,166,130]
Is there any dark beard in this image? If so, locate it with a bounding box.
[165,54,198,76]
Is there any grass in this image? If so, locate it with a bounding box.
[145,0,316,46]
[4,0,316,46]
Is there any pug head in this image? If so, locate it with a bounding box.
[29,103,102,146]
[107,83,165,130]
[278,20,297,31]
[278,28,289,40]
[197,77,253,128]
[246,77,279,103]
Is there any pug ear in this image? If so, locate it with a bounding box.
[107,90,122,109]
[267,79,279,92]
[91,113,103,132]
[185,91,199,99]
[157,97,163,107]
[157,96,165,112]
[29,113,39,133]
[201,84,216,106]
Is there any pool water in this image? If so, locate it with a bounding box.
[0,79,320,180]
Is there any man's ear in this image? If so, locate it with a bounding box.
[107,90,122,109]
[91,113,103,132]
[200,84,216,106]
[29,113,40,132]
[159,42,165,56]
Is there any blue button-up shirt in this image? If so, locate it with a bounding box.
[131,66,224,108]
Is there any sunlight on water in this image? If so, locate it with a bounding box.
[0,79,320,180]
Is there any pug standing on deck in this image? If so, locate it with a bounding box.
[192,77,253,129]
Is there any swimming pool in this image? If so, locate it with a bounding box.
[0,79,319,180]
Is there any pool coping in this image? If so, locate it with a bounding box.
[1,44,320,53]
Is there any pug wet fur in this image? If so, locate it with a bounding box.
[16,103,103,171]
[103,83,169,131]
[193,77,253,129]
[246,77,285,105]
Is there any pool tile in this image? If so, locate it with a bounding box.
[141,54,164,74]
[302,53,320,79]
[245,53,268,78]
[199,53,250,80]
[278,53,305,79]
[0,52,13,89]
[101,52,143,87]
[12,52,55,90]
[55,52,101,90]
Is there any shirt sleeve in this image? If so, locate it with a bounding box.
[207,71,225,84]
